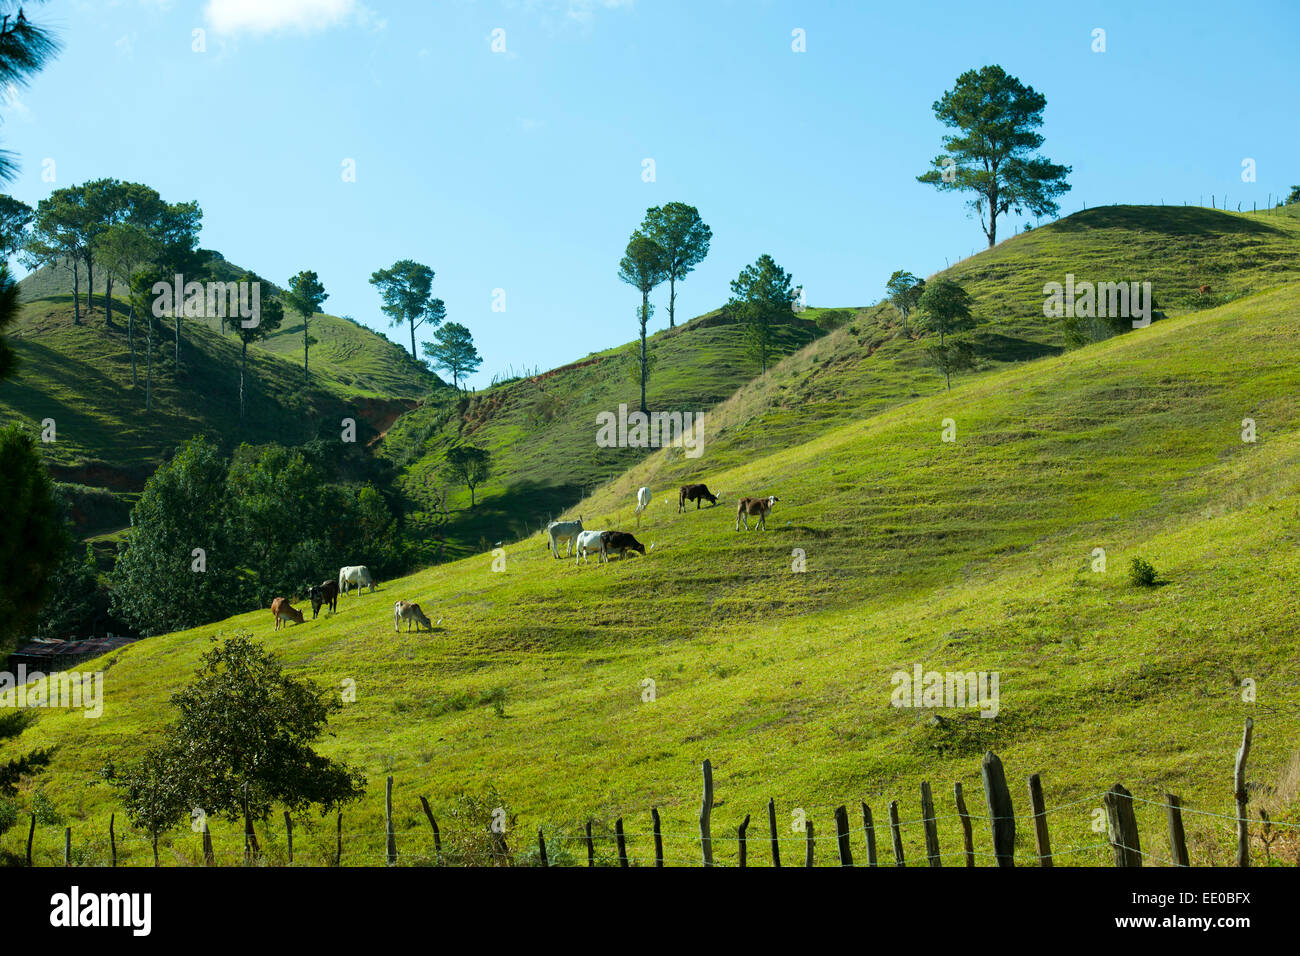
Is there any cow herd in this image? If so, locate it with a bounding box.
[545,481,780,567]
[268,564,433,636]
[268,481,780,632]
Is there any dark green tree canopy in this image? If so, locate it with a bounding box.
[0,192,32,261]
[285,269,327,319]
[105,635,366,848]
[617,233,669,295]
[640,202,711,328]
[422,320,481,390]
[728,253,797,373]
[443,444,491,508]
[370,259,446,358]
[886,270,926,325]
[917,278,975,345]
[917,65,1071,247]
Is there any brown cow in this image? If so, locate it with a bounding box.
[599,530,646,561]
[678,483,718,512]
[1197,284,1212,295]
[736,495,780,531]
[271,597,304,630]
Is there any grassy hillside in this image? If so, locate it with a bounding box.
[0,297,416,490]
[382,307,830,557]
[18,257,436,402]
[600,204,1300,495]
[9,279,1300,866]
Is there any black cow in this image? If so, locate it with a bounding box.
[308,579,340,619]
[600,530,646,562]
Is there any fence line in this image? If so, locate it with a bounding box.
[13,719,1286,867]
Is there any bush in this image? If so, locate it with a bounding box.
[1129,557,1158,587]
[815,309,851,332]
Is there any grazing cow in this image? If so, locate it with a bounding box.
[635,486,651,526]
[600,530,646,561]
[271,597,304,630]
[736,495,780,531]
[307,579,339,619]
[394,600,433,633]
[547,517,584,559]
[1198,284,1212,295]
[338,565,376,596]
[678,483,718,512]
[574,529,606,564]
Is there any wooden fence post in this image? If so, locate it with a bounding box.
[64,827,71,867]
[804,819,815,867]
[584,820,594,867]
[385,775,397,866]
[834,805,853,866]
[1104,784,1142,867]
[1235,718,1253,867]
[26,813,34,867]
[651,807,663,867]
[1165,794,1190,867]
[953,783,975,867]
[981,751,1016,867]
[537,827,548,867]
[1027,773,1052,867]
[738,814,750,868]
[615,818,628,867]
[920,782,941,867]
[109,813,117,868]
[888,800,905,867]
[202,820,214,866]
[336,811,342,867]
[699,759,714,867]
[768,798,781,868]
[284,810,294,865]
[419,796,443,866]
[861,803,877,866]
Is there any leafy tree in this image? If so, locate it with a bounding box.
[0,4,59,182]
[109,437,242,634]
[26,188,90,323]
[443,444,491,508]
[916,278,974,345]
[0,193,31,261]
[917,65,1071,247]
[230,272,284,423]
[0,423,70,657]
[36,544,107,640]
[814,308,852,332]
[422,320,481,390]
[617,232,668,413]
[728,253,797,374]
[96,223,158,387]
[925,337,976,390]
[226,444,339,605]
[1286,186,1300,205]
[105,635,366,862]
[640,202,711,328]
[370,259,445,358]
[886,270,926,329]
[284,270,328,384]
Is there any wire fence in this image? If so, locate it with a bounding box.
[10,717,1294,868]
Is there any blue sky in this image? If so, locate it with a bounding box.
[5,0,1298,386]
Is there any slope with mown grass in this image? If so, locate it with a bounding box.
[8,279,1300,866]
[382,307,831,558]
[0,297,422,503]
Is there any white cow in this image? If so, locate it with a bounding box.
[574,529,606,565]
[635,486,651,526]
[338,565,375,596]
[547,517,584,559]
